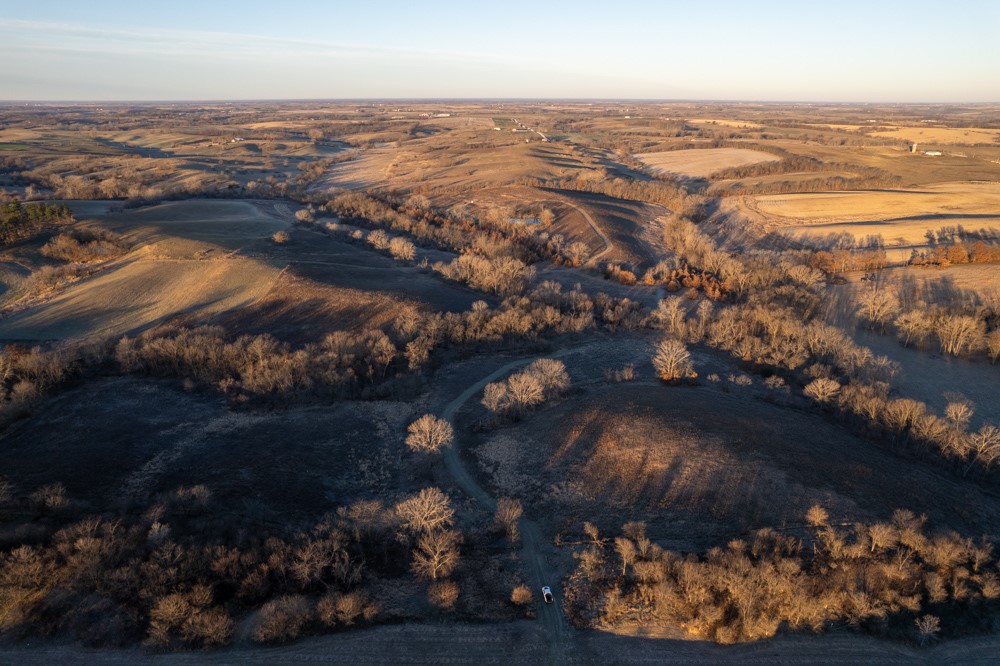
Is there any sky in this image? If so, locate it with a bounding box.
[1,0,998,102]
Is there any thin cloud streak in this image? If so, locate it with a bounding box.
[0,19,504,64]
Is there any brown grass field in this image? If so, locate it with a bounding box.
[635,148,778,178]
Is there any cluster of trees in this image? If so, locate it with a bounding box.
[324,191,484,257]
[808,248,890,273]
[115,327,398,402]
[855,286,1000,362]
[481,359,570,421]
[517,174,704,216]
[0,274,649,427]
[0,481,525,649]
[355,228,417,262]
[0,200,73,245]
[652,213,1000,476]
[40,229,130,263]
[564,511,999,644]
[433,253,535,296]
[909,240,1000,267]
[639,260,731,300]
[704,147,901,197]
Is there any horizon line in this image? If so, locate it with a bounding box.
[2,97,999,106]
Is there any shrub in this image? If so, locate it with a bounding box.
[252,595,312,644]
[40,229,129,263]
[428,580,460,610]
[511,584,533,606]
[605,364,636,382]
[316,591,375,627]
[388,237,416,261]
[271,230,291,244]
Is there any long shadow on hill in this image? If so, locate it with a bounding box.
[531,384,1000,548]
[545,188,667,266]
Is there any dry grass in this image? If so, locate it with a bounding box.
[496,382,1000,548]
[869,126,1000,145]
[740,182,1000,260]
[635,148,778,178]
[0,257,280,341]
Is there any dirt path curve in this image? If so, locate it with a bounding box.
[441,348,591,666]
[499,193,613,264]
[541,198,613,264]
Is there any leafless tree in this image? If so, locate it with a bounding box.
[856,286,899,332]
[965,424,1000,475]
[652,337,694,382]
[482,382,508,415]
[934,314,985,356]
[525,358,570,399]
[494,497,523,542]
[505,372,545,415]
[804,378,841,403]
[405,414,453,455]
[987,329,1000,364]
[411,529,462,580]
[915,614,940,646]
[395,487,455,535]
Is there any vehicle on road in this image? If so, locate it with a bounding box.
[541,586,554,604]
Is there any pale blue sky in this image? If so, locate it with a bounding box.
[1,1,998,101]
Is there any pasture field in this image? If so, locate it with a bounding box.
[635,147,778,178]
[870,125,1000,145]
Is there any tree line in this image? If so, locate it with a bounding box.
[563,511,999,644]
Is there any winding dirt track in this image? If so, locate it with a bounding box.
[441,349,591,666]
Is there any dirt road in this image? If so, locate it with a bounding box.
[441,350,588,666]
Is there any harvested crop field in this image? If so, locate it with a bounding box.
[749,182,1000,224]
[869,126,1000,145]
[635,148,778,178]
[741,182,1000,258]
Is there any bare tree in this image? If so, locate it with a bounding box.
[944,397,974,430]
[405,414,453,455]
[934,314,985,356]
[482,382,509,415]
[650,296,684,336]
[987,329,1000,364]
[525,358,570,399]
[395,488,455,535]
[804,378,841,403]
[505,372,545,415]
[652,337,694,382]
[411,529,461,580]
[614,537,637,576]
[915,614,940,646]
[494,497,523,542]
[965,424,1000,475]
[856,286,899,332]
